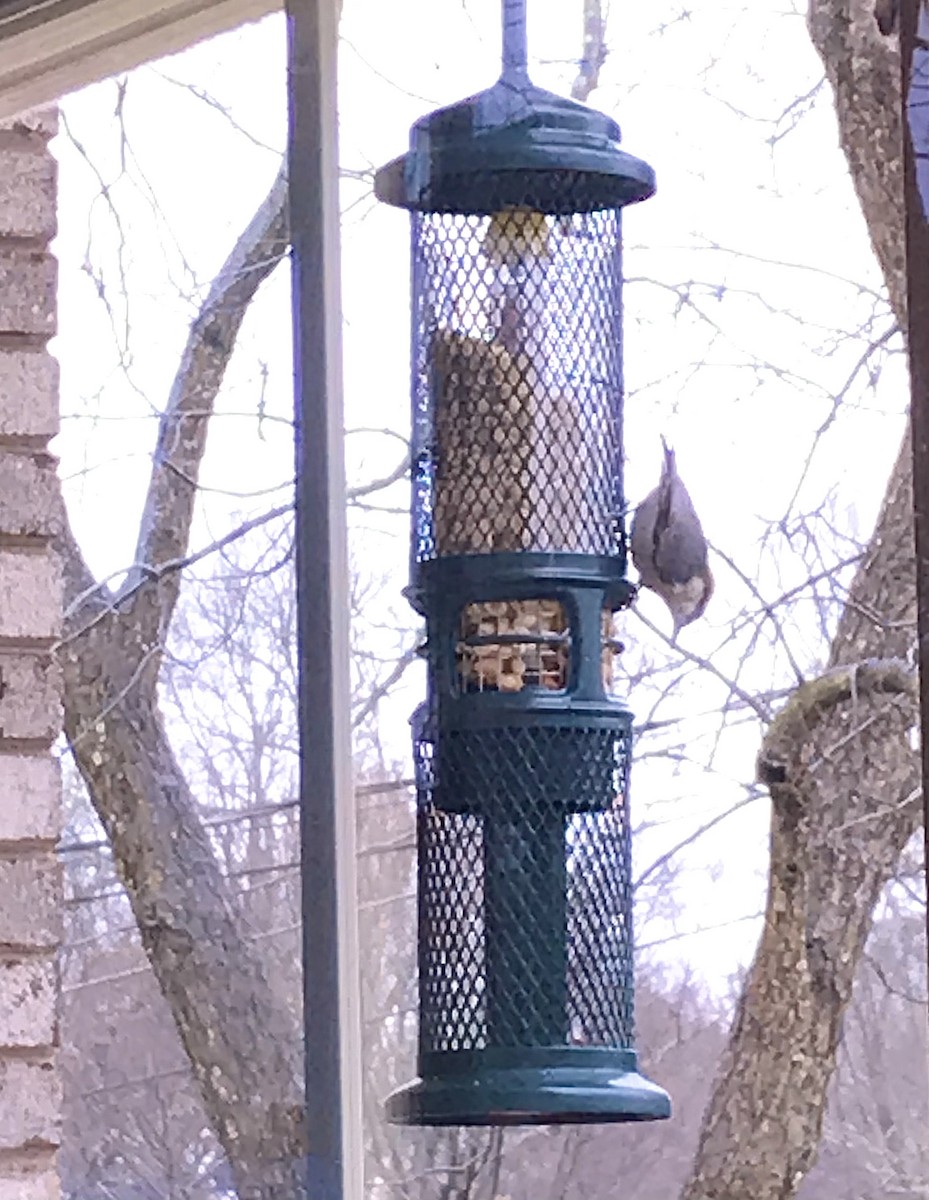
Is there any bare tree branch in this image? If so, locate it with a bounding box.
[57,164,304,1200]
[125,162,289,665]
[571,0,608,102]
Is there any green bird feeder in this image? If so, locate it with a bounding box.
[375,0,671,1127]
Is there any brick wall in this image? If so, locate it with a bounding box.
[0,107,61,1200]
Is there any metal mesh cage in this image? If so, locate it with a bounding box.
[383,75,669,1124]
[411,207,624,565]
[413,708,634,1055]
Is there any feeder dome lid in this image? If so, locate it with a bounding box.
[374,76,655,216]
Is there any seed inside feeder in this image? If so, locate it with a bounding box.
[456,602,623,693]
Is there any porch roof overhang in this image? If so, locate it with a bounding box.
[0,0,280,118]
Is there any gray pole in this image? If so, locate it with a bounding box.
[286,1,363,1197]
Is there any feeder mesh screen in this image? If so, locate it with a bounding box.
[411,208,624,562]
[414,719,634,1052]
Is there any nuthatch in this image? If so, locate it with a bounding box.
[629,439,714,635]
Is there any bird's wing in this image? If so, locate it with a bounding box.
[629,486,659,586]
[653,482,709,583]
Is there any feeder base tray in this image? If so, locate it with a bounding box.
[386,1047,671,1126]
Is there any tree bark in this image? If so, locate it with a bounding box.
[681,4,922,1197]
[58,166,307,1199]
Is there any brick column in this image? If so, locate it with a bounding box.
[0,107,61,1200]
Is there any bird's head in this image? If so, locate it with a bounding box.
[665,566,715,637]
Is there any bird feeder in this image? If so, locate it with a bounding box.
[375,0,671,1126]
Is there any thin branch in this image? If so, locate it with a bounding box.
[634,793,760,892]
[634,609,772,720]
[62,503,292,637]
[351,645,419,729]
[571,0,608,102]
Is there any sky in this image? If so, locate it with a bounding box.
[50,0,911,994]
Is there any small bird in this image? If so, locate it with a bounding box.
[629,439,714,635]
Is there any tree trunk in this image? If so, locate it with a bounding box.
[57,167,308,1199]
[681,4,923,1196]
